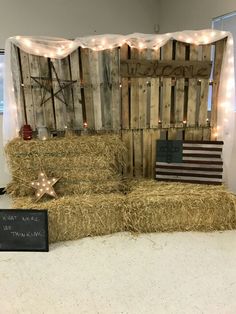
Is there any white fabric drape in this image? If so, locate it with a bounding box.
[3,30,236,192]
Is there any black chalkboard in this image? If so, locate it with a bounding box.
[0,209,48,252]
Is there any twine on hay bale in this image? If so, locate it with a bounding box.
[5,134,127,197]
[13,193,127,243]
[125,180,236,232]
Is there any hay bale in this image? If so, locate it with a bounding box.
[126,180,236,232]
[13,193,126,243]
[5,134,127,196]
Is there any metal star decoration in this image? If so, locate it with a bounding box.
[31,61,77,107]
[31,171,60,202]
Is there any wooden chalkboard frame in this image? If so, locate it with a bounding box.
[0,209,49,252]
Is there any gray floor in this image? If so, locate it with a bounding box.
[1,195,236,314]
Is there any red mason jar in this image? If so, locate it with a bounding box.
[22,124,33,140]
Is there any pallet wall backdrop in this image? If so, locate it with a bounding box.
[12,39,226,178]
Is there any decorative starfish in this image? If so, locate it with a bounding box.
[31,171,60,202]
[31,61,77,107]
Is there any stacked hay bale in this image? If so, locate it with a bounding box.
[5,134,127,196]
[13,194,127,243]
[5,135,236,243]
[125,180,236,232]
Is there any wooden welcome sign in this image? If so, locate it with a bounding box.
[120,60,212,79]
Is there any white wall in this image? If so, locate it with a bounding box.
[0,0,160,187]
[159,0,236,33]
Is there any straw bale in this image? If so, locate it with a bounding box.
[13,193,127,243]
[126,180,236,232]
[5,134,127,196]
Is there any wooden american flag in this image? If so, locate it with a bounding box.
[156,140,223,185]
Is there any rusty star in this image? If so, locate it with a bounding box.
[31,171,60,202]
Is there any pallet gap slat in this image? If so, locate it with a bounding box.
[80,48,95,129]
[138,49,148,128]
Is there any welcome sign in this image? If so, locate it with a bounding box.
[120,60,212,79]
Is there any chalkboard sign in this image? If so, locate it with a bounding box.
[0,210,48,252]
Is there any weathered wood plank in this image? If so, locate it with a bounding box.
[139,49,148,128]
[81,48,95,129]
[110,48,121,129]
[59,57,74,129]
[100,49,112,129]
[69,49,83,129]
[175,42,186,127]
[162,40,173,128]
[133,130,142,177]
[130,48,139,129]
[151,129,160,178]
[12,45,26,126]
[50,58,66,130]
[143,129,152,177]
[38,56,55,130]
[20,50,35,129]
[29,54,45,128]
[89,50,103,130]
[150,49,160,128]
[211,39,226,139]
[187,45,199,127]
[120,44,129,129]
[199,45,211,127]
[122,130,133,177]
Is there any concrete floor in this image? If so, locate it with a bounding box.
[1,195,236,314]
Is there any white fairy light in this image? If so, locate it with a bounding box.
[139,42,144,49]
[23,38,32,47]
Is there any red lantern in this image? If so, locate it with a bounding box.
[22,124,33,140]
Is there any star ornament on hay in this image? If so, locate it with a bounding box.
[31,171,60,202]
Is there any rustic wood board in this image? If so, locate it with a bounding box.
[138,49,148,128]
[89,50,103,130]
[162,40,173,128]
[69,49,83,129]
[81,48,95,129]
[133,130,142,177]
[121,130,133,176]
[130,48,139,129]
[20,50,35,129]
[185,127,203,140]
[151,129,160,178]
[143,129,152,177]
[38,56,55,130]
[199,45,211,127]
[50,58,66,130]
[150,49,160,128]
[120,44,129,129]
[211,39,226,139]
[12,45,26,126]
[187,45,198,127]
[29,54,45,128]
[60,57,74,129]
[110,48,121,130]
[175,42,186,127]
[100,49,112,129]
